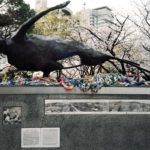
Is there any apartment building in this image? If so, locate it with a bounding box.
[79,6,113,28]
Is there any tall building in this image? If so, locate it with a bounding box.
[90,7,113,27]
[35,0,47,11]
[79,6,113,28]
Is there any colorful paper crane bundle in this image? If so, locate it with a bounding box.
[0,70,149,92]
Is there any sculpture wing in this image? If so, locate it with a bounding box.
[12,1,70,41]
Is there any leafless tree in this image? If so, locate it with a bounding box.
[69,15,139,75]
[58,11,150,79]
[129,0,150,74]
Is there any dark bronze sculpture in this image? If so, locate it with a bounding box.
[0,1,147,77]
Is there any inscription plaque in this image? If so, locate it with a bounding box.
[21,128,60,148]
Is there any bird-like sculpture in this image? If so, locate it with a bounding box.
[0,1,140,77]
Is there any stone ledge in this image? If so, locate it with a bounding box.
[0,86,149,95]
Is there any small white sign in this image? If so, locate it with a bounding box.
[21,128,60,148]
[21,128,41,148]
[41,128,60,147]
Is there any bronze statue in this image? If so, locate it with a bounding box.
[0,1,145,77]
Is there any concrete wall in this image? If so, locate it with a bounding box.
[0,87,150,150]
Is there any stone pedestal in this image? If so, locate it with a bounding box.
[0,87,150,150]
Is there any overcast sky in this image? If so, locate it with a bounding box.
[24,0,139,14]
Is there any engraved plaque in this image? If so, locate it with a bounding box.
[21,128,60,148]
[21,128,40,148]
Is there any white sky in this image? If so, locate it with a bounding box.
[24,0,137,14]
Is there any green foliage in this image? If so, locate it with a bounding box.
[0,0,35,38]
[33,10,72,38]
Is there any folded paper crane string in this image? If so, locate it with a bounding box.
[0,1,145,77]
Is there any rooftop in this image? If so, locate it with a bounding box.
[93,6,112,11]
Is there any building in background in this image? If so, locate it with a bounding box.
[35,0,47,11]
[90,7,113,27]
[78,6,113,28]
[35,0,72,15]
